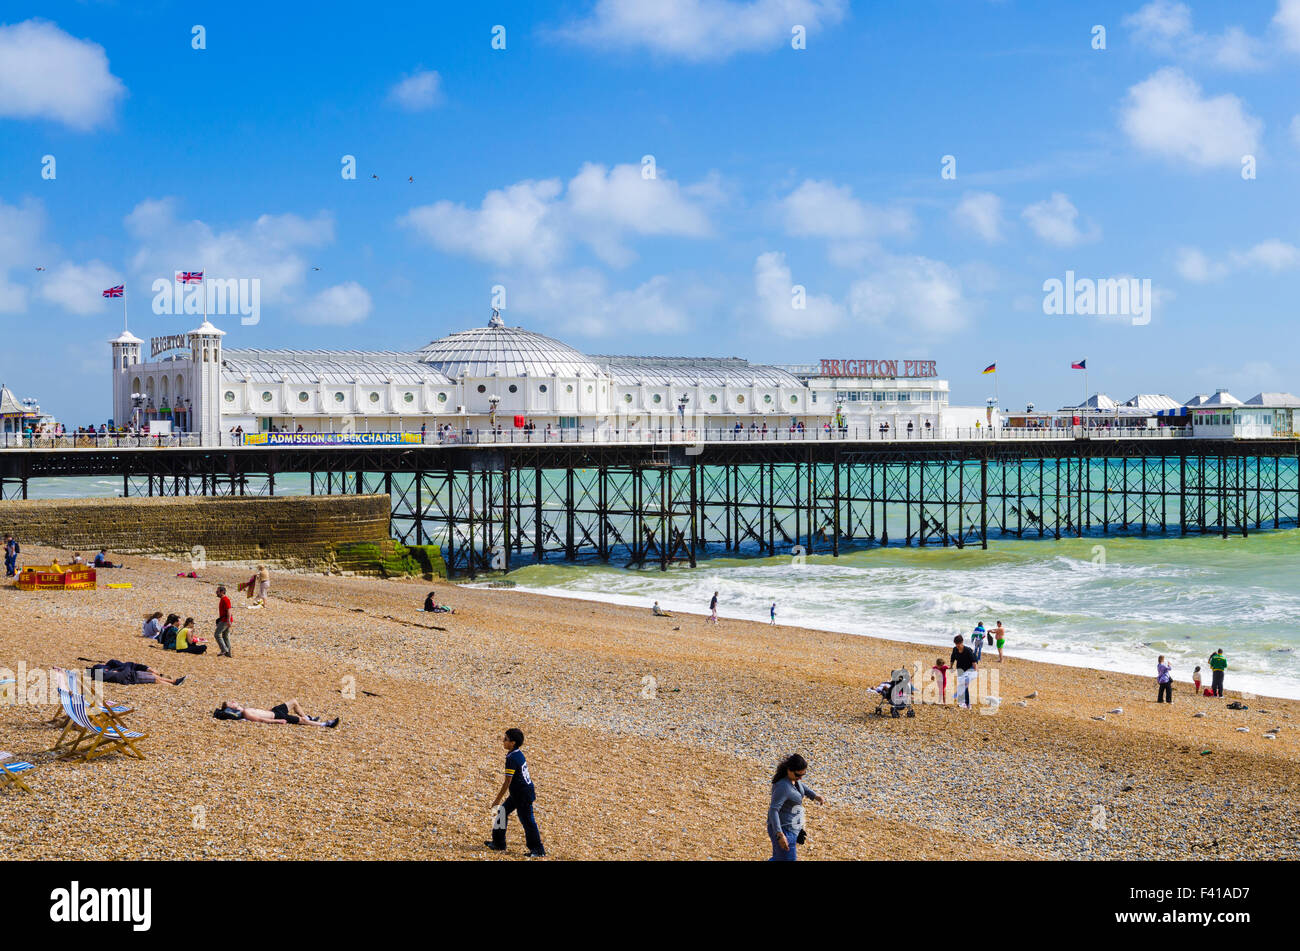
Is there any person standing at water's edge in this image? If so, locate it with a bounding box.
[1156,655,1173,703]
[971,622,986,662]
[709,591,719,624]
[767,753,824,862]
[991,620,1006,662]
[214,585,234,657]
[770,602,777,625]
[1209,649,1227,697]
[486,728,545,857]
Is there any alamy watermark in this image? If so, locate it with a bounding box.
[1043,271,1151,326]
[152,275,261,326]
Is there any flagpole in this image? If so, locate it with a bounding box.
[122,282,128,334]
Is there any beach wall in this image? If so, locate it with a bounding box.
[0,494,395,570]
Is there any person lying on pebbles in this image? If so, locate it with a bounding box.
[213,700,339,728]
[87,658,185,686]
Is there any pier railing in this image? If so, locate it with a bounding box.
[0,425,1224,450]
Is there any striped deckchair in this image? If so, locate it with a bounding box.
[51,670,147,762]
[48,667,133,735]
[0,759,37,793]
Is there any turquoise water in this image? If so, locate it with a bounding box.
[19,473,1300,698]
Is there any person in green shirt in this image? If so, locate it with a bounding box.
[1209,649,1228,697]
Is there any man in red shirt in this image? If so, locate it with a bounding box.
[214,585,234,657]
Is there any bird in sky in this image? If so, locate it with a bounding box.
[33,266,45,271]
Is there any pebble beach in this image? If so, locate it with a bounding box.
[2,545,1297,861]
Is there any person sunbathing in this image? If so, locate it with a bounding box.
[88,659,185,686]
[215,700,339,728]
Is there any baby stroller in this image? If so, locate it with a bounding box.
[872,668,916,719]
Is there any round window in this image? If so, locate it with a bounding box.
[508,384,518,393]
[437,392,448,403]
[736,395,746,404]
[539,384,548,393]
[763,394,773,404]
[298,392,309,403]
[652,394,662,403]
[623,393,633,403]
[403,392,414,404]
[334,392,345,403]
[369,392,380,403]
[565,384,573,393]
[790,394,798,404]
[709,394,718,404]
[261,391,272,402]
[477,384,487,394]
[223,391,235,403]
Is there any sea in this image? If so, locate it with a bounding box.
[22,473,1300,700]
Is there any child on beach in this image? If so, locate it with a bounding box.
[485,728,546,857]
[770,602,777,625]
[1193,665,1202,695]
[930,658,949,704]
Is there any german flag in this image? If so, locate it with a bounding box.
[982,363,996,375]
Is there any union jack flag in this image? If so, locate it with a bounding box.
[178,271,204,283]
[102,285,124,298]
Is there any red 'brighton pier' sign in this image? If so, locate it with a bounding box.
[818,359,938,378]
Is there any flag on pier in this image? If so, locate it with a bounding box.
[982,363,996,374]
[102,285,124,298]
[178,271,204,283]
[1071,359,1086,370]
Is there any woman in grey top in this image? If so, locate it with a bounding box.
[768,753,825,861]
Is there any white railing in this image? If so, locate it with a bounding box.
[0,424,1216,451]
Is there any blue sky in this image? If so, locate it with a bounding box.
[3,0,1300,424]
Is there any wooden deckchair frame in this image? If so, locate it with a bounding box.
[50,669,148,762]
[0,760,37,793]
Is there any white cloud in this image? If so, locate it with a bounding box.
[1124,2,1266,70]
[0,197,46,314]
[1274,0,1300,52]
[1176,240,1300,281]
[780,179,913,241]
[388,69,442,111]
[1119,67,1262,168]
[295,281,372,326]
[400,163,717,270]
[1021,193,1097,247]
[123,198,364,324]
[0,19,126,130]
[754,251,842,337]
[513,269,717,337]
[848,255,970,336]
[36,260,122,315]
[400,180,565,270]
[952,191,1005,243]
[558,0,848,62]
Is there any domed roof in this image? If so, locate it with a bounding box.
[416,312,604,378]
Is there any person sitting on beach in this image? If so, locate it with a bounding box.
[423,591,454,613]
[214,700,338,727]
[176,617,207,654]
[142,611,164,640]
[652,601,672,618]
[93,549,119,568]
[70,552,85,565]
[88,659,185,686]
[49,557,63,573]
[158,614,181,650]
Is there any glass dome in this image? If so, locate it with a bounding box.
[416,313,605,378]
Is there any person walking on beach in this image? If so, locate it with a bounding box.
[770,602,777,625]
[1209,649,1227,697]
[767,753,824,861]
[486,728,546,857]
[950,635,978,709]
[708,591,719,624]
[991,620,1006,662]
[214,585,234,658]
[971,622,986,662]
[3,534,19,577]
[1156,655,1173,703]
[252,564,271,607]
